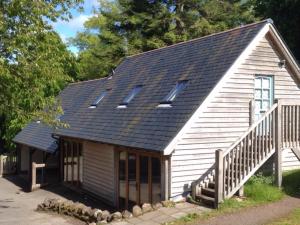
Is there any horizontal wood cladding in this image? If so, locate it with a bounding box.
[282,149,300,171]
[82,141,115,205]
[170,36,300,198]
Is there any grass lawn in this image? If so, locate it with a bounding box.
[267,208,300,225]
[165,169,300,225]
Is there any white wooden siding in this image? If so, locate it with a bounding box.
[82,141,115,205]
[170,35,300,198]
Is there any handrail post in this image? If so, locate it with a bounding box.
[215,149,224,208]
[249,99,256,126]
[0,155,3,177]
[275,99,282,187]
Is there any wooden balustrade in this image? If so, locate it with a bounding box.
[215,103,278,204]
[194,99,300,208]
[281,100,300,149]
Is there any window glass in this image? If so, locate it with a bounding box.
[119,151,126,209]
[121,85,142,105]
[151,157,161,203]
[90,91,108,107]
[140,156,149,203]
[162,80,188,103]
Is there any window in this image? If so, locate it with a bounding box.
[160,80,188,105]
[119,85,143,107]
[89,90,108,108]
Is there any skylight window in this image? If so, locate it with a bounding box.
[119,85,143,107]
[89,90,108,108]
[160,80,188,105]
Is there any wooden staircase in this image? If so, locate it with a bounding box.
[192,99,300,208]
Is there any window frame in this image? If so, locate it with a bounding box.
[159,80,189,105]
[89,90,109,108]
[119,85,143,107]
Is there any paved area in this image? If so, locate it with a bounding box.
[112,202,211,225]
[197,196,300,225]
[0,176,84,225]
[0,176,211,225]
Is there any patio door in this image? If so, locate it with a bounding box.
[118,150,161,209]
[254,75,274,121]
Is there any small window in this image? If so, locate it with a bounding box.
[160,80,188,105]
[89,90,108,108]
[119,85,143,107]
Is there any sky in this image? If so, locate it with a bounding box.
[51,0,100,54]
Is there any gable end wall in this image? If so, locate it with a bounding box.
[170,35,300,198]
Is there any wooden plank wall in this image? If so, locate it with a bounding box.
[82,141,116,205]
[170,36,300,198]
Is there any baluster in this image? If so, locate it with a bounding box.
[269,114,272,153]
[231,151,234,192]
[261,120,265,160]
[251,130,254,170]
[226,154,230,195]
[296,106,299,147]
[236,145,239,188]
[293,106,296,147]
[289,105,292,148]
[247,134,250,174]
[272,108,278,149]
[254,126,258,167]
[258,123,261,163]
[265,115,268,156]
[241,140,245,180]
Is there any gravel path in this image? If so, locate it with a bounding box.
[197,196,300,225]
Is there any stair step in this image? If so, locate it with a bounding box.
[201,187,215,197]
[208,182,215,189]
[196,194,215,207]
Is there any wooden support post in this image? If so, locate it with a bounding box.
[59,140,64,182]
[28,149,35,184]
[0,155,3,177]
[215,149,224,208]
[237,186,244,197]
[31,162,36,191]
[275,99,282,187]
[161,156,170,201]
[16,144,21,174]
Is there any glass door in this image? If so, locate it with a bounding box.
[118,151,161,209]
[254,75,274,120]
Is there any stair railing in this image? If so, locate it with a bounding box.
[281,99,300,149]
[215,102,279,205]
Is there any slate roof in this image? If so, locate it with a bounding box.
[14,20,269,152]
[13,80,100,153]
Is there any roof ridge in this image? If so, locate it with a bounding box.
[126,19,271,59]
[69,76,108,86]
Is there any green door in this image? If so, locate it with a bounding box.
[254,75,274,121]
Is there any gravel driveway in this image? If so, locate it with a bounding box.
[0,176,84,225]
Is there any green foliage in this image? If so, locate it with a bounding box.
[0,0,81,150]
[72,0,257,80]
[245,173,284,203]
[252,0,300,62]
[282,169,300,197]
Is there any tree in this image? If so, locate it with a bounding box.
[252,0,300,63]
[0,0,81,150]
[72,0,257,80]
